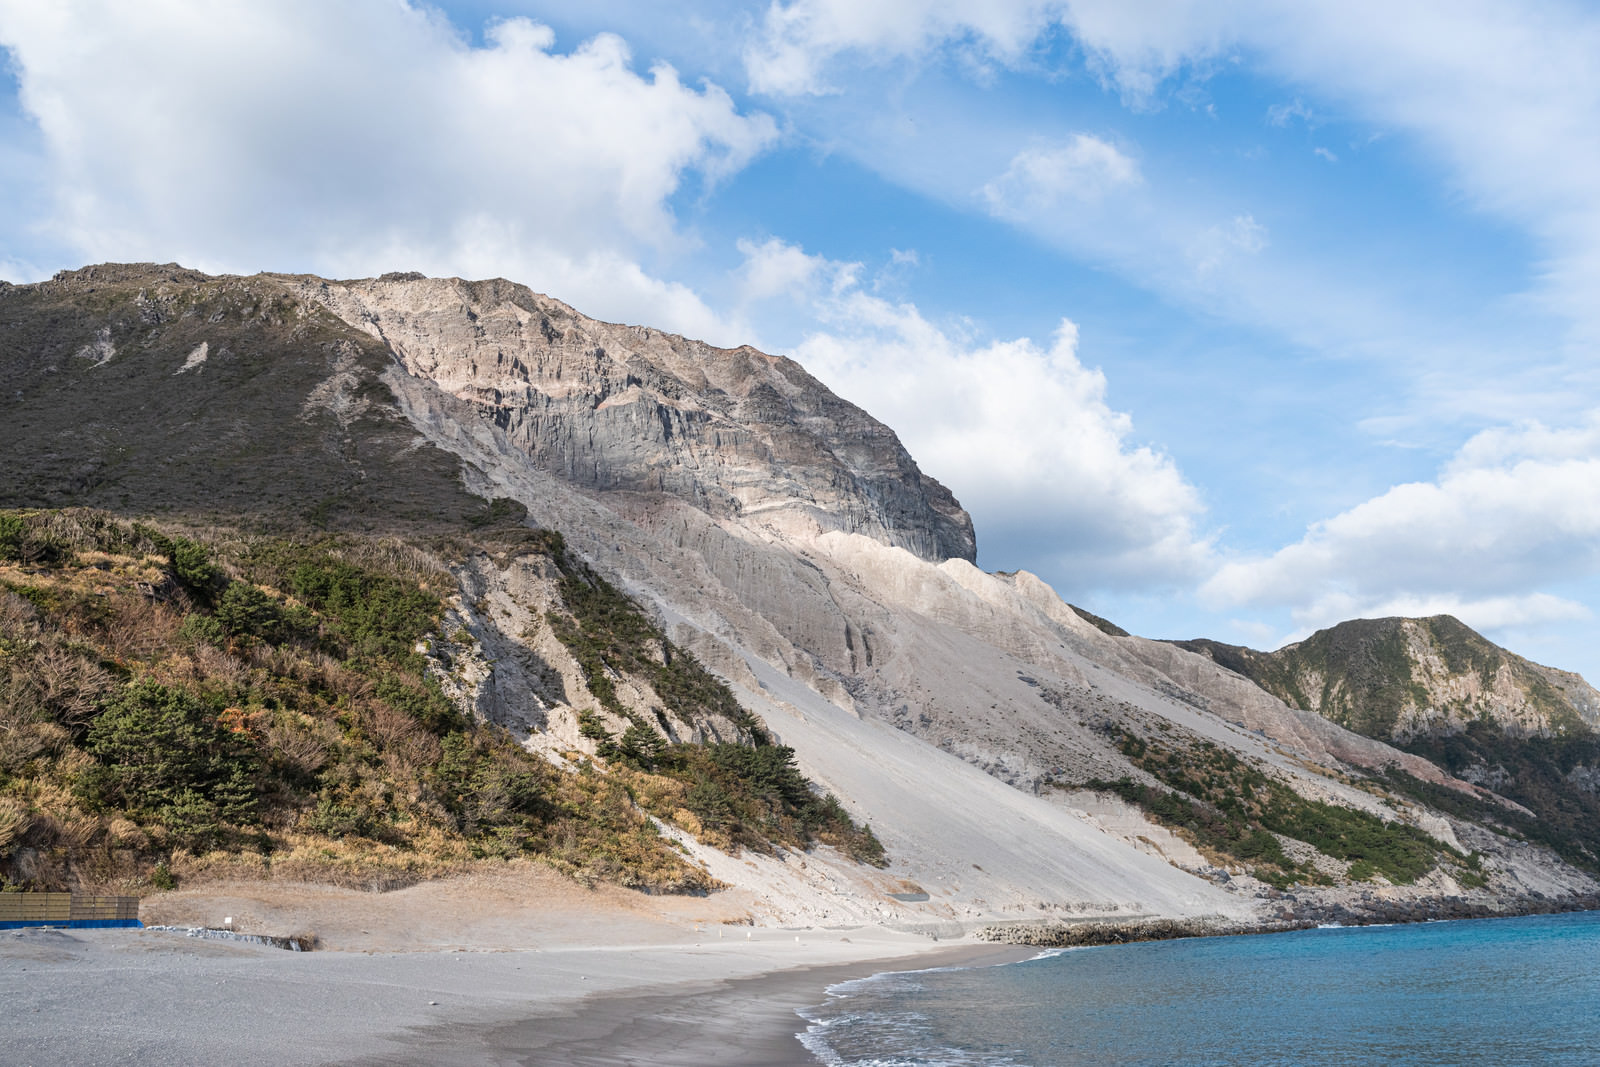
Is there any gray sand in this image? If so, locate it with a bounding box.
[1,926,1019,1066]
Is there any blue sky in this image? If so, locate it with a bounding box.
[4,1,1600,681]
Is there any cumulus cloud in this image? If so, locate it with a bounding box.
[1204,414,1600,633]
[738,239,1211,587]
[0,0,776,340]
[735,236,859,303]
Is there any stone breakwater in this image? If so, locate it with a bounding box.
[145,925,310,951]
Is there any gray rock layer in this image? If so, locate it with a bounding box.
[281,274,976,564]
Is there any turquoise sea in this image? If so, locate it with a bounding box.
[799,911,1600,1066]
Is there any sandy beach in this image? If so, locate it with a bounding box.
[0,870,1027,1066]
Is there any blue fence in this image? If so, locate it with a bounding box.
[0,918,144,930]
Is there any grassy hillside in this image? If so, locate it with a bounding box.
[0,508,880,895]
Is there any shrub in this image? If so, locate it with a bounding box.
[306,792,380,840]
[577,710,612,742]
[547,558,757,738]
[431,731,553,838]
[290,558,440,664]
[0,513,71,567]
[1097,727,1464,886]
[374,673,464,736]
[148,860,176,890]
[615,723,667,771]
[215,582,293,645]
[79,680,260,845]
[169,538,222,600]
[0,514,24,561]
[178,612,226,648]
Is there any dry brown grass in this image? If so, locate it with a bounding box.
[265,713,336,777]
[0,796,29,852]
[100,596,183,664]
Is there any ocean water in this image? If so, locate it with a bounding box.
[798,911,1600,1066]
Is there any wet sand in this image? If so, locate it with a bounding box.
[359,942,1025,1066]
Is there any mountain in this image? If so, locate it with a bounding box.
[1172,616,1600,741]
[1174,617,1600,871]
[3,263,1597,933]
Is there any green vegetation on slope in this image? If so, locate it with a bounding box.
[1083,726,1482,889]
[0,265,500,532]
[0,508,886,894]
[1068,604,1130,638]
[547,554,761,738]
[1177,617,1586,739]
[1381,727,1600,873]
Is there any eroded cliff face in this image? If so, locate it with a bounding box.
[8,263,1598,927]
[280,273,976,565]
[280,268,1600,917]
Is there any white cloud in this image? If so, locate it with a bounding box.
[976,139,1292,304]
[1204,414,1600,633]
[744,0,1064,95]
[1303,592,1589,635]
[747,0,1600,375]
[1188,213,1268,277]
[739,239,1211,587]
[744,0,1223,103]
[1446,411,1600,472]
[1051,2,1600,347]
[735,236,859,304]
[982,135,1142,217]
[0,0,776,340]
[1313,146,1337,163]
[1266,98,1314,127]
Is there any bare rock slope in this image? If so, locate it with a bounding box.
[306,270,1597,921]
[283,273,975,564]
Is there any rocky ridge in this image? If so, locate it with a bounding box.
[279,272,976,564]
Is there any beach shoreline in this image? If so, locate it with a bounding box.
[18,868,1594,1065]
[357,940,1029,1066]
[2,869,1035,1067]
[1,923,1024,1067]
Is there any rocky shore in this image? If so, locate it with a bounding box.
[977,892,1600,947]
